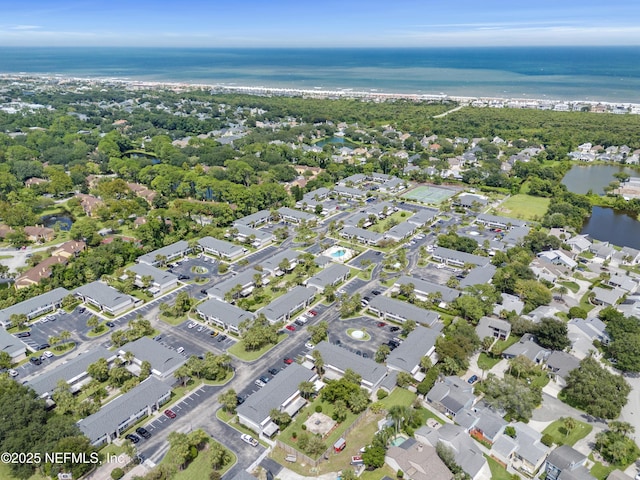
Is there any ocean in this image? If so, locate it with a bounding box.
[2,46,640,102]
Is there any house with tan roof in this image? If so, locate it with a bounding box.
[24,226,55,243]
[75,193,104,217]
[52,240,86,259]
[15,256,67,289]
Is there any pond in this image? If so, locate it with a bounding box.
[315,136,358,148]
[40,214,73,231]
[561,164,638,195]
[581,206,640,249]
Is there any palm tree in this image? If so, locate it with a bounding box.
[298,381,315,400]
[388,405,405,436]
[122,351,135,365]
[59,330,72,344]
[557,285,569,300]
[311,350,324,377]
[563,417,577,437]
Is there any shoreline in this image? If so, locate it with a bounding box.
[2,73,640,110]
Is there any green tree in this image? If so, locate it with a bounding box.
[87,358,110,382]
[375,344,391,363]
[362,444,386,469]
[535,317,571,351]
[87,315,100,333]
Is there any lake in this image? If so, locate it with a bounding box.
[41,214,73,231]
[315,136,358,148]
[561,165,638,195]
[581,206,640,249]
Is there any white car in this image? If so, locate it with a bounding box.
[187,323,196,329]
[197,325,204,332]
[255,379,266,388]
[8,369,18,377]
[43,351,54,358]
[241,434,258,447]
[305,342,315,349]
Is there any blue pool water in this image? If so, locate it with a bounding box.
[330,249,346,258]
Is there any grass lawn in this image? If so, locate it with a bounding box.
[478,352,501,370]
[227,334,287,361]
[492,335,520,355]
[216,408,234,423]
[486,455,513,480]
[495,194,551,220]
[86,324,109,337]
[589,455,616,480]
[542,418,593,447]
[559,281,580,293]
[369,211,413,233]
[378,387,417,409]
[159,312,188,326]
[164,439,236,480]
[359,465,397,480]
[0,462,47,480]
[578,291,596,313]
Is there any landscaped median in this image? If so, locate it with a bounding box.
[227,333,288,362]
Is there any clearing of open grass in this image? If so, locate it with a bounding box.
[227,333,287,361]
[401,184,458,204]
[486,455,513,480]
[542,418,593,447]
[494,194,551,221]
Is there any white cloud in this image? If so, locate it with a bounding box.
[10,25,42,30]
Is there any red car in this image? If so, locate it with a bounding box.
[283,357,294,364]
[308,310,318,317]
[377,322,387,327]
[285,325,296,332]
[164,409,177,419]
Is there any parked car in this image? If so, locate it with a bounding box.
[8,369,18,377]
[38,343,50,351]
[260,375,271,384]
[377,322,387,327]
[30,357,42,366]
[164,409,177,419]
[305,342,315,349]
[217,334,227,342]
[43,351,54,358]
[283,357,294,364]
[241,433,258,447]
[372,290,381,295]
[106,321,115,328]
[308,310,318,317]
[268,368,279,376]
[467,375,479,384]
[15,332,31,338]
[210,330,219,337]
[197,325,204,332]
[136,427,151,439]
[125,434,140,444]
[188,322,196,329]
[285,325,296,332]
[236,395,245,405]
[176,347,185,354]
[178,274,190,280]
[254,379,266,388]
[294,319,304,327]
[389,326,400,332]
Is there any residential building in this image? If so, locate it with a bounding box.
[137,240,191,266]
[490,422,549,476]
[393,276,460,304]
[476,317,511,341]
[206,270,257,302]
[431,247,491,268]
[258,286,315,323]
[127,263,178,296]
[118,337,186,378]
[74,281,136,316]
[197,236,245,261]
[77,377,171,446]
[545,351,580,387]
[338,173,367,186]
[537,250,577,269]
[196,298,254,334]
[310,341,387,391]
[460,264,497,288]
[305,263,350,293]
[334,185,367,200]
[606,273,638,293]
[24,226,55,243]
[260,249,301,276]
[277,207,316,225]
[0,327,28,362]
[0,287,70,327]
[237,363,316,437]
[545,445,595,480]
[426,376,476,418]
[25,347,116,398]
[368,295,440,327]
[234,210,272,228]
[340,226,384,246]
[502,334,550,364]
[589,242,614,260]
[385,221,417,242]
[455,193,488,209]
[457,405,506,445]
[416,424,491,480]
[385,440,453,480]
[591,286,625,306]
[565,235,592,254]
[15,255,67,290]
[51,240,86,259]
[386,325,442,375]
[231,224,274,248]
[475,214,527,230]
[407,208,438,227]
[492,293,524,316]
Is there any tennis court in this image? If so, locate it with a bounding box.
[401,185,457,204]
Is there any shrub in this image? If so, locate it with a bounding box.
[292,431,297,439]
[541,433,555,447]
[397,470,404,478]
[569,306,588,319]
[376,389,388,400]
[315,405,323,413]
[111,468,124,480]
[301,424,307,430]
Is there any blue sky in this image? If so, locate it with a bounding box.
[1,0,640,47]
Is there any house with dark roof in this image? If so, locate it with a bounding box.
[196,298,254,334]
[426,376,476,418]
[385,221,417,242]
[15,255,67,290]
[197,236,245,260]
[237,363,316,437]
[0,287,69,327]
[277,207,316,225]
[459,264,497,288]
[416,424,491,480]
[309,341,387,391]
[258,286,315,323]
[77,377,171,446]
[368,295,440,327]
[476,214,527,230]
[74,281,136,316]
[26,347,116,398]
[231,224,274,248]
[340,226,384,246]
[206,270,257,302]
[386,325,442,376]
[137,240,191,266]
[545,351,580,387]
[490,422,550,476]
[545,445,595,480]
[502,334,550,364]
[233,209,272,228]
[260,249,301,276]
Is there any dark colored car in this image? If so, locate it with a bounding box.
[15,332,31,338]
[125,434,140,444]
[294,319,304,327]
[178,274,190,280]
[268,368,279,375]
[38,343,50,350]
[201,289,208,294]
[389,326,400,332]
[106,321,115,327]
[136,427,151,439]
[217,334,227,342]
[372,290,381,295]
[259,375,271,384]
[164,409,177,419]
[467,375,479,384]
[78,307,86,313]
[236,395,245,405]
[29,357,42,365]
[377,322,387,327]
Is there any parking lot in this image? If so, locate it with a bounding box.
[348,248,383,269]
[153,319,237,358]
[327,315,402,358]
[169,256,219,282]
[411,262,457,285]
